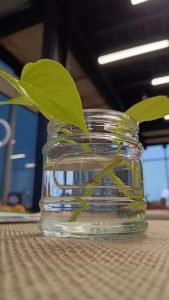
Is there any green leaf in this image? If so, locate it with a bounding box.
[20,59,88,132]
[0,96,51,119]
[0,70,55,119]
[0,60,88,132]
[125,96,169,123]
[0,70,24,96]
[0,97,30,106]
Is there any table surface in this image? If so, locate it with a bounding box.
[1,220,169,300]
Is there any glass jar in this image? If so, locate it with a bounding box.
[39,109,148,238]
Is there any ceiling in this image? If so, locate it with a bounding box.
[0,0,169,145]
[0,0,30,18]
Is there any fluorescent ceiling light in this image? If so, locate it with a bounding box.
[131,0,150,5]
[25,163,36,168]
[98,39,169,65]
[164,115,169,120]
[151,75,169,86]
[11,154,26,160]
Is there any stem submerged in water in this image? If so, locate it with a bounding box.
[52,134,137,222]
[68,156,135,222]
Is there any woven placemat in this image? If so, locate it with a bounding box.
[1,221,169,300]
[146,209,169,220]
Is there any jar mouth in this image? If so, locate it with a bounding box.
[84,108,137,124]
[48,108,138,134]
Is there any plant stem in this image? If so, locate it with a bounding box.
[52,134,137,222]
[69,156,124,221]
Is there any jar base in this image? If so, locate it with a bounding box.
[39,219,148,239]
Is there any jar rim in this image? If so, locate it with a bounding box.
[83,108,136,121]
[48,108,138,133]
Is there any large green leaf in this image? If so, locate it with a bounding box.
[20,59,87,132]
[0,97,30,106]
[125,96,169,123]
[0,71,24,96]
[1,62,169,130]
[0,96,51,119]
[0,60,88,132]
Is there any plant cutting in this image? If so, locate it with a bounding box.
[1,59,169,238]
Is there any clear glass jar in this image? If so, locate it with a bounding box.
[39,109,148,238]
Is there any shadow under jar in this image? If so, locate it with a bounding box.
[39,109,148,238]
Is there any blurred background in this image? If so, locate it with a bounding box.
[0,0,169,212]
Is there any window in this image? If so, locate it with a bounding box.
[142,145,169,207]
[10,106,37,208]
[0,60,38,208]
[0,96,9,198]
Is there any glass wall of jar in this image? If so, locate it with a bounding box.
[39,109,148,238]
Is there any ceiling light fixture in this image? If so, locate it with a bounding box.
[11,154,26,160]
[131,0,150,5]
[25,163,36,168]
[98,39,169,65]
[151,75,169,86]
[164,115,169,120]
